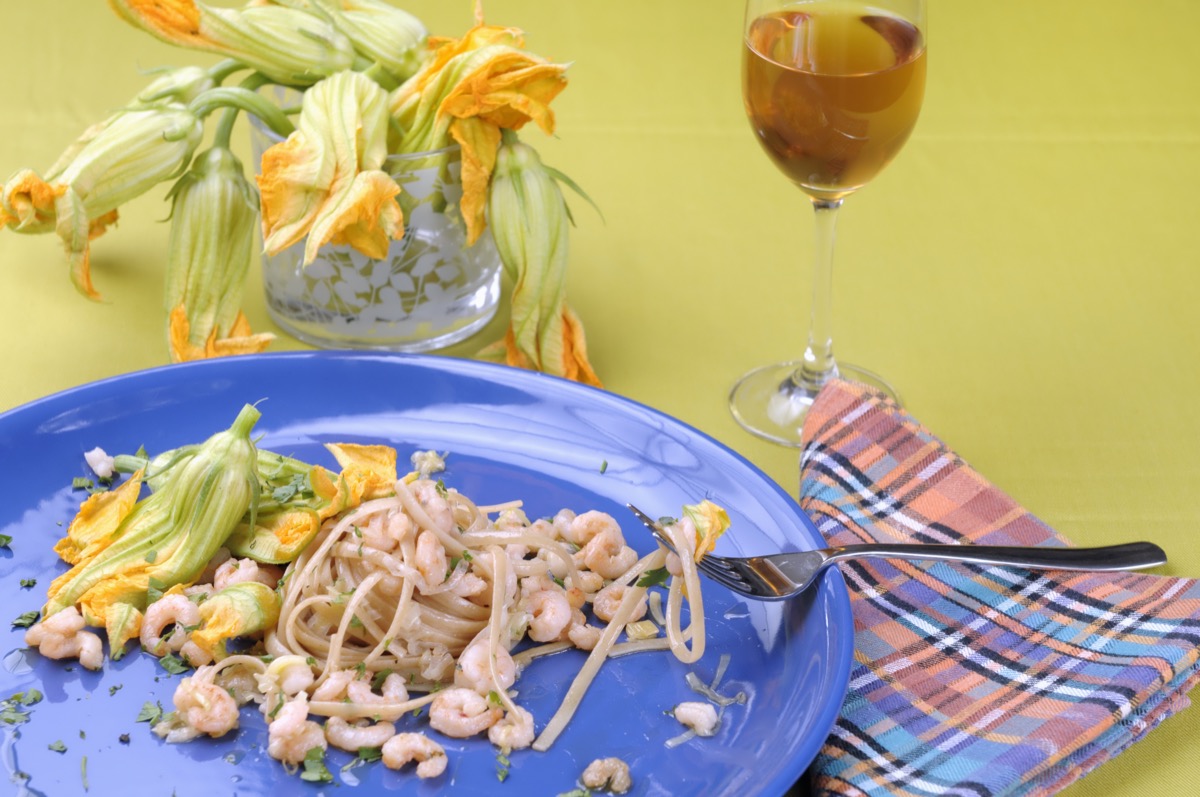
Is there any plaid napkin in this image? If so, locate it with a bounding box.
[796,379,1200,797]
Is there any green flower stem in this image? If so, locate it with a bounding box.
[207,58,247,86]
[189,87,295,138]
[210,73,274,149]
[212,108,239,150]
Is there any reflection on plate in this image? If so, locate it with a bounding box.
[0,352,851,797]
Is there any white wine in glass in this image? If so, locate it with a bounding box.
[731,0,926,445]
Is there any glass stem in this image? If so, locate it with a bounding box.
[798,197,843,389]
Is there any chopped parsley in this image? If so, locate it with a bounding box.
[496,750,511,782]
[108,684,123,696]
[118,733,130,744]
[272,473,313,504]
[11,610,39,629]
[371,669,394,691]
[637,567,671,588]
[136,700,165,724]
[556,790,592,797]
[600,459,608,474]
[0,533,11,548]
[342,746,383,772]
[48,740,67,753]
[159,654,190,674]
[300,747,333,783]
[1,690,43,725]
[487,690,504,708]
[81,755,89,791]
[71,477,93,490]
[19,578,36,589]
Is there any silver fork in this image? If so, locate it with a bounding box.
[626,504,1168,601]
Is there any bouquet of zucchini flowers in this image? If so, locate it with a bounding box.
[0,0,600,386]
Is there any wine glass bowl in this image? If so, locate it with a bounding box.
[732,0,926,445]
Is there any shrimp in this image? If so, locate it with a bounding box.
[550,508,576,542]
[428,687,502,738]
[324,717,397,753]
[564,509,618,547]
[525,589,572,642]
[311,670,356,702]
[454,640,516,695]
[413,480,454,533]
[268,694,326,765]
[450,571,488,599]
[140,594,201,656]
[180,640,213,667]
[172,669,240,738]
[578,526,638,580]
[414,530,448,589]
[488,705,535,752]
[567,610,603,651]
[360,510,412,553]
[673,701,720,736]
[347,672,409,706]
[382,732,448,778]
[214,557,284,590]
[25,607,104,670]
[582,757,633,794]
[570,569,604,594]
[591,583,648,624]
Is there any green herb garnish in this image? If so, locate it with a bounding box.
[637,567,670,588]
[11,610,39,629]
[300,747,333,783]
[135,701,164,724]
[48,740,67,753]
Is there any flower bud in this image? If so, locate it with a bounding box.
[165,146,274,362]
[1,105,203,298]
[317,0,428,83]
[480,135,600,386]
[110,0,355,86]
[136,65,216,106]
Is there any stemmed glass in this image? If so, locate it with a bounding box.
[731,0,927,445]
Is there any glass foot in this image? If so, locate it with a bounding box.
[728,361,899,447]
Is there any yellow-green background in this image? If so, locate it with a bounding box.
[1,2,1197,794]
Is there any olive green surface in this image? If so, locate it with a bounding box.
[1,3,1197,794]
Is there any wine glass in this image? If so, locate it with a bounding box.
[731,0,927,445]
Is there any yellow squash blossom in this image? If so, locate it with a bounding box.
[108,0,355,86]
[1,106,203,299]
[165,146,274,362]
[390,24,568,244]
[479,134,601,386]
[257,70,404,266]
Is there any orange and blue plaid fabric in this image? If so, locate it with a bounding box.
[798,380,1200,796]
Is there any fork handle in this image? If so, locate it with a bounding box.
[826,541,1168,572]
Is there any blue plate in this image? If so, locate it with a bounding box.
[0,352,852,797]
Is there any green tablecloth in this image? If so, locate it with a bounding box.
[1,2,1197,794]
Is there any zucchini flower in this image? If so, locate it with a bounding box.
[44,404,261,657]
[190,581,281,660]
[1,105,203,299]
[478,134,600,386]
[108,0,355,86]
[312,0,428,84]
[389,21,569,245]
[165,146,275,362]
[257,70,404,265]
[118,442,398,565]
[682,500,732,563]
